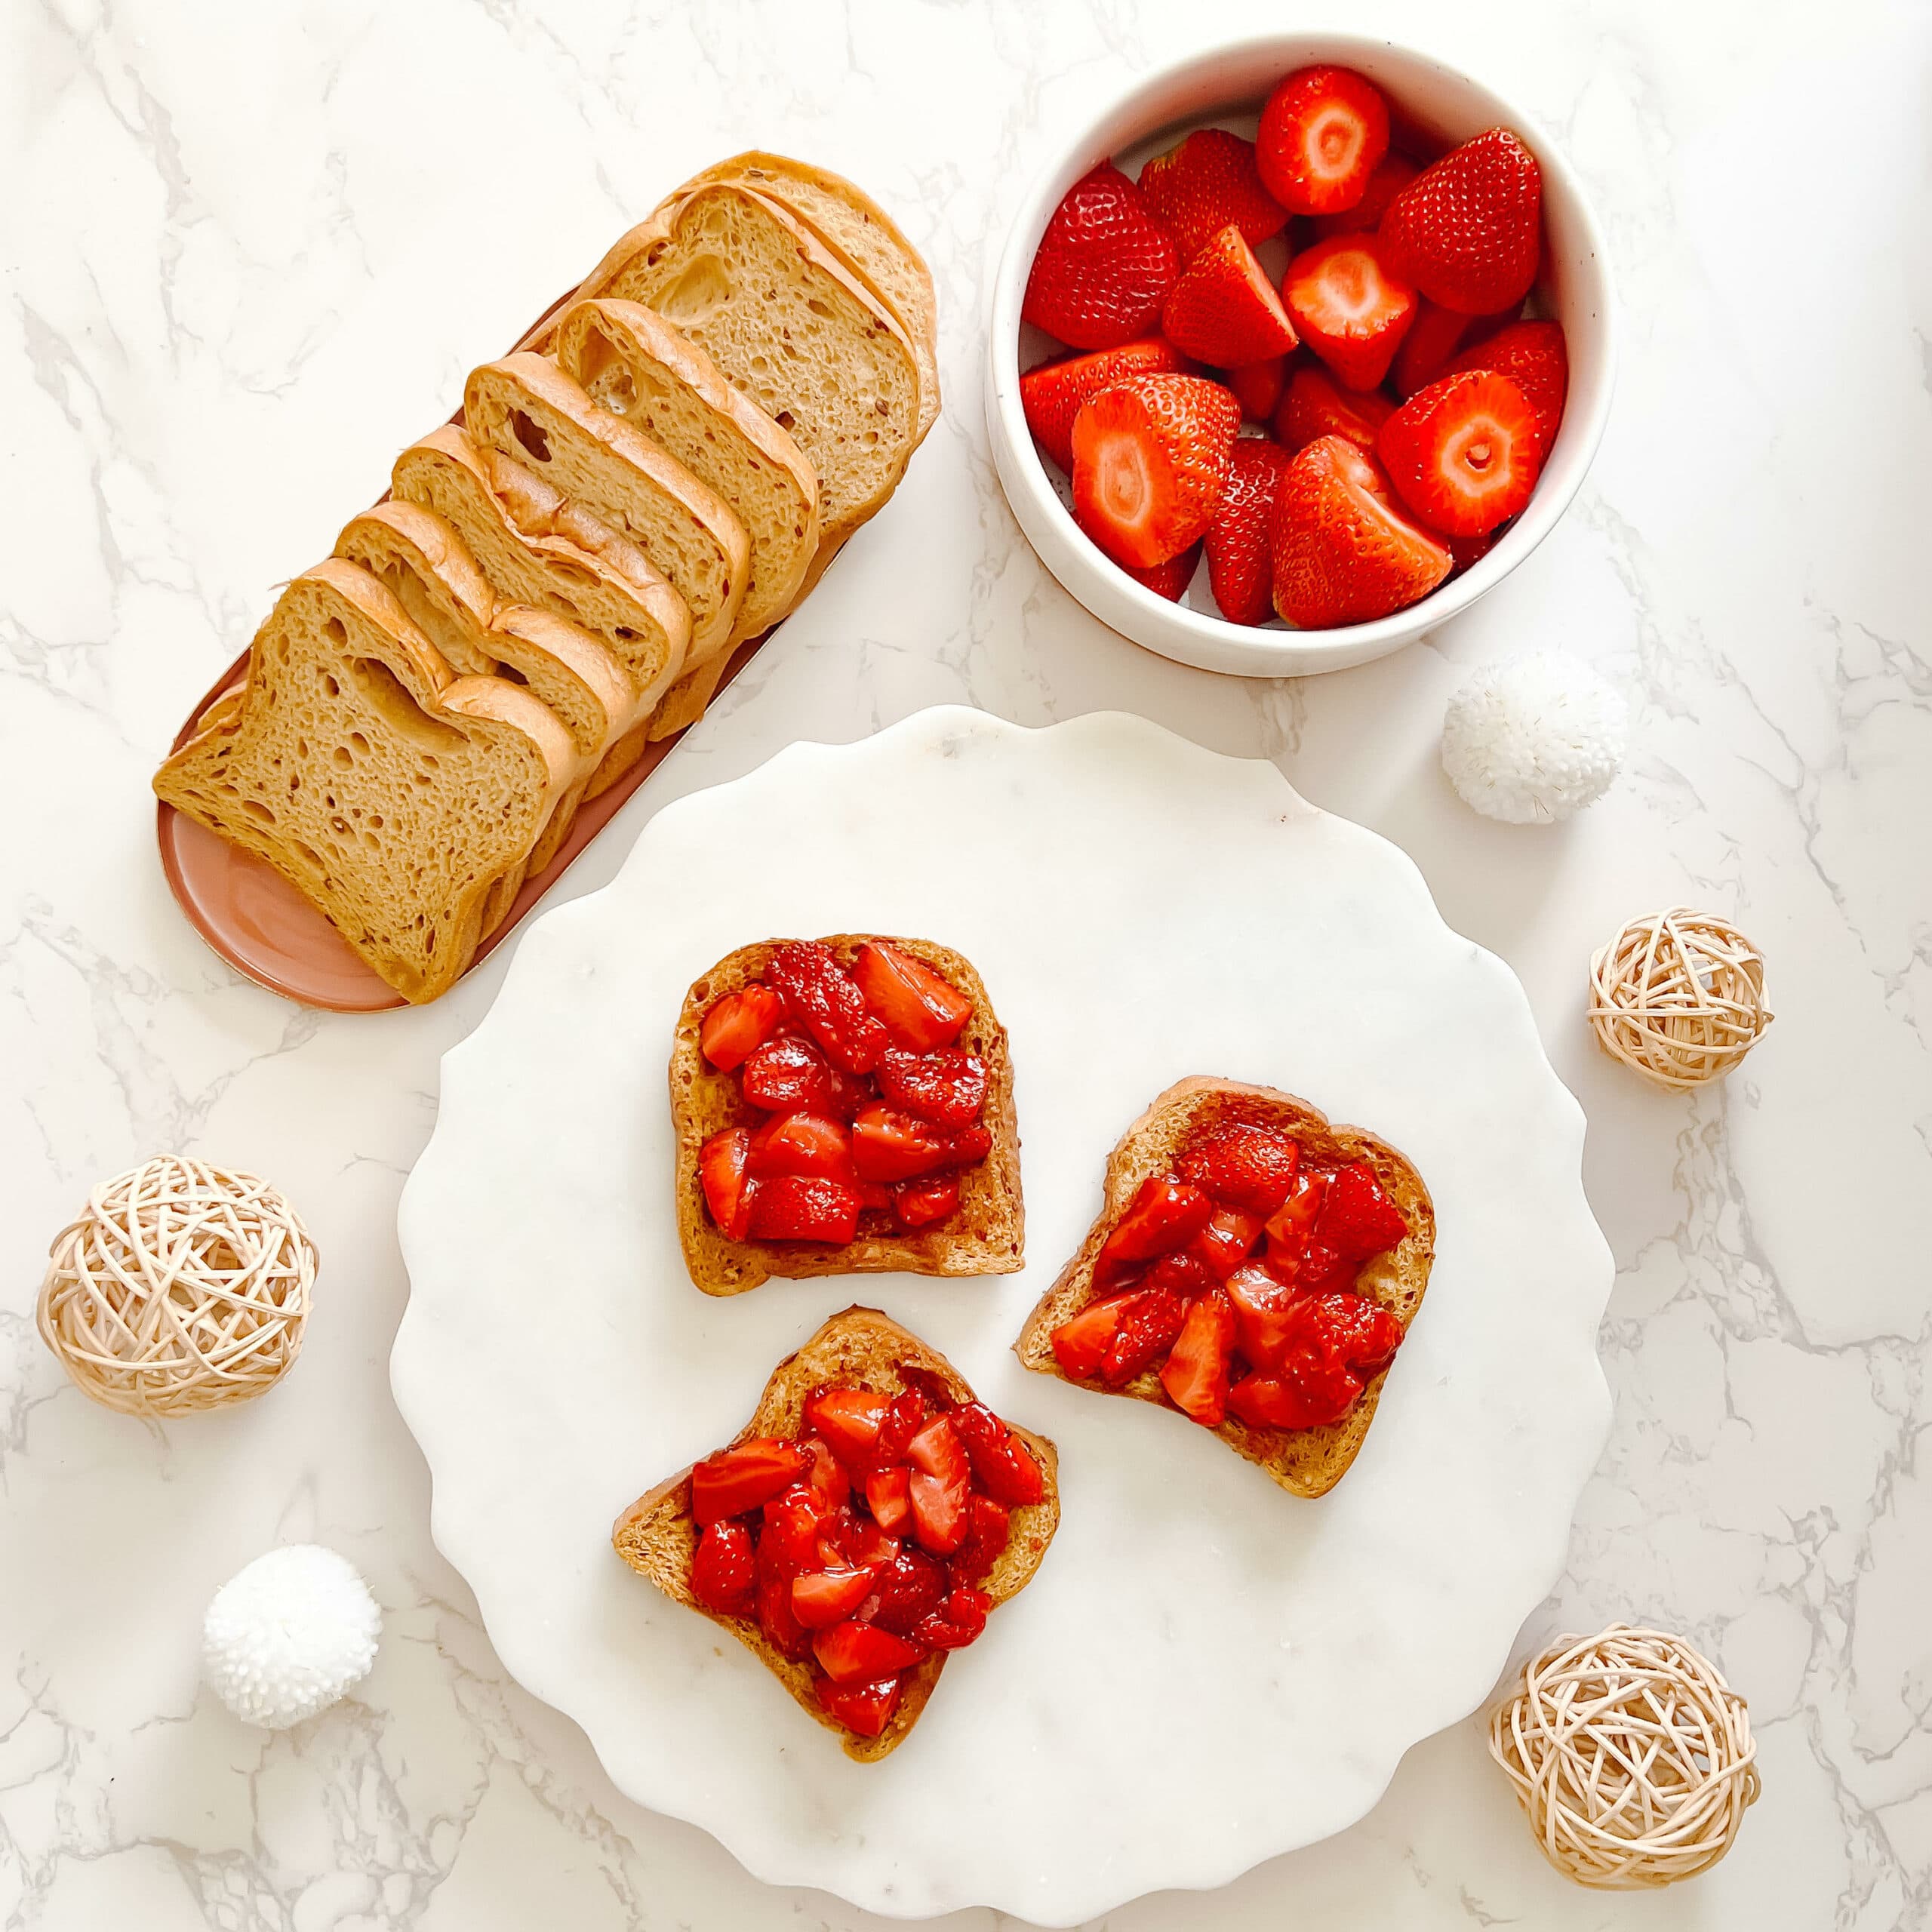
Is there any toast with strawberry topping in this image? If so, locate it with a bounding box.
[614,1306,1060,1761]
[672,936,1023,1293]
[1014,1078,1434,1499]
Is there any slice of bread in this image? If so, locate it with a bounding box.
[612,1305,1060,1763]
[551,298,819,646]
[567,184,921,553]
[670,936,1024,1294]
[1014,1078,1436,1500]
[665,152,940,446]
[153,558,577,1004]
[464,354,749,672]
[335,500,500,677]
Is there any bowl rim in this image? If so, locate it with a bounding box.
[986,30,1618,675]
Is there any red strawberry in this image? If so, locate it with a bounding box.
[1281,234,1417,392]
[851,1104,949,1182]
[875,1389,925,1465]
[850,942,972,1051]
[893,1172,961,1229]
[698,1128,755,1241]
[739,1034,835,1114]
[943,1122,992,1166]
[1050,1294,1132,1380]
[814,1619,925,1685]
[798,1435,851,1508]
[1269,434,1451,628]
[690,1519,756,1612]
[952,1401,1045,1506]
[759,1482,836,1570]
[1143,1249,1216,1297]
[1447,527,1498,576]
[1023,162,1180,349]
[911,1584,993,1651]
[1257,65,1391,216]
[1303,1288,1405,1373]
[1020,337,1189,472]
[1264,1169,1329,1250]
[1177,1121,1303,1215]
[1446,318,1567,457]
[1293,1241,1353,1291]
[745,1174,861,1243]
[1161,224,1299,367]
[1378,369,1543,537]
[1101,1286,1189,1385]
[1139,128,1287,257]
[863,1545,946,1630]
[690,1439,805,1525]
[906,1415,971,1555]
[1377,128,1542,315]
[1227,355,1288,423]
[1159,1287,1236,1425]
[876,1047,986,1128]
[1272,364,1395,457]
[1313,1161,1410,1257]
[1227,1358,1361,1430]
[863,1465,911,1533]
[951,1494,1011,1584]
[768,940,887,1074]
[817,1673,901,1737]
[791,1563,879,1629]
[1071,372,1240,569]
[805,1386,888,1470]
[1204,438,1295,627]
[1122,542,1202,601]
[1391,297,1472,398]
[699,983,782,1070]
[746,1110,855,1182]
[756,1537,814,1658]
[1310,150,1418,239]
[1223,1264,1304,1372]
[1096,1173,1217,1281]
[1189,1204,1264,1278]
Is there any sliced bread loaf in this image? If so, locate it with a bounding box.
[463,354,749,672]
[566,184,921,552]
[153,558,577,1004]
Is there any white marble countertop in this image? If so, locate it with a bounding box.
[2,2,1924,1927]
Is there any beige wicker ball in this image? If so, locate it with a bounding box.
[37,1156,317,1417]
[1588,908,1772,1089]
[1489,1624,1760,1889]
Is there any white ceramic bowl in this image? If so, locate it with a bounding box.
[986,34,1616,677]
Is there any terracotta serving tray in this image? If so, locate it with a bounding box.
[155,289,780,1014]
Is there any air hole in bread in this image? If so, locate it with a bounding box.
[509,410,552,465]
[775,410,796,430]
[241,800,275,826]
[806,297,833,319]
[657,254,733,325]
[324,619,346,647]
[349,732,369,754]
[323,674,341,698]
[343,658,466,757]
[333,746,354,768]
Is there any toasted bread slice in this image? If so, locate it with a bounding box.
[1014,1078,1436,1500]
[670,936,1024,1294]
[612,1305,1060,1762]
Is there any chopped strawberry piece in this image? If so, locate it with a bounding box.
[804,1386,888,1471]
[1204,436,1296,628]
[894,1172,961,1230]
[760,1481,835,1571]
[1139,127,1288,257]
[1378,369,1543,537]
[1227,1360,1362,1430]
[739,1034,837,1114]
[745,1174,861,1244]
[1100,1286,1189,1385]
[863,1545,949,1632]
[906,1415,971,1555]
[1160,1287,1236,1426]
[876,1046,987,1127]
[698,1128,756,1241]
[1224,1263,1304,1371]
[951,1493,1011,1583]
[814,1619,926,1685]
[1097,1174,1217,1282]
[699,983,783,1071]
[746,1110,856,1183]
[1272,364,1395,456]
[825,1067,874,1121]
[1377,128,1542,315]
[1310,151,1418,239]
[850,943,973,1052]
[1023,162,1180,351]
[872,1389,924,1467]
[1177,1121,1302,1215]
[792,1564,879,1629]
[690,1439,805,1525]
[1315,1161,1410,1257]
[1161,223,1299,368]
[1022,337,1191,472]
[952,1401,1045,1506]
[1281,235,1417,392]
[1446,318,1567,459]
[1294,1240,1353,1291]
[944,1122,993,1165]
[1144,1250,1216,1297]
[1191,1204,1264,1278]
[1269,434,1451,629]
[835,1510,901,1571]
[851,1104,949,1181]
[767,940,888,1074]
[1070,373,1240,570]
[1123,542,1202,601]
[1303,1289,1406,1374]
[1257,65,1392,216]
[1050,1294,1132,1380]
[1392,297,1473,399]
[798,1435,851,1509]
[1265,1170,1330,1246]
[690,1519,756,1612]
[756,1539,814,1659]
[911,1585,993,1651]
[1226,355,1288,423]
[864,1465,912,1533]
[817,1673,902,1738]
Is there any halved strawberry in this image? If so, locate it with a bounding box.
[874,1389,926,1466]
[876,1047,986,1127]
[911,1585,993,1651]
[1204,437,1295,627]
[1071,373,1240,570]
[952,1401,1045,1506]
[1122,543,1202,601]
[1272,364,1395,456]
[1391,297,1472,398]
[698,1127,755,1241]
[1050,1294,1132,1380]
[817,1673,902,1737]
[1378,369,1542,537]
[1257,65,1391,216]
[1310,150,1418,240]
[690,1518,756,1612]
[805,1386,888,1471]
[1160,1286,1236,1425]
[699,984,783,1071]
[1101,1286,1189,1385]
[1446,318,1567,457]
[1139,127,1287,257]
[1281,235,1417,392]
[1228,355,1289,423]
[690,1438,805,1525]
[1314,1161,1410,1257]
[1224,1264,1303,1371]
[814,1619,926,1685]
[864,1465,912,1533]
[1190,1204,1264,1278]
[850,942,972,1051]
[1176,1121,1302,1215]
[792,1564,879,1629]
[906,1415,971,1555]
[851,1104,949,1182]
[739,1034,836,1114]
[1023,162,1180,349]
[767,940,887,1074]
[1021,337,1189,472]
[951,1494,1011,1584]
[862,1545,947,1632]
[1269,434,1451,628]
[745,1174,861,1244]
[1377,128,1542,315]
[746,1110,855,1182]
[1096,1174,1217,1282]
[1161,224,1299,368]
[894,1173,961,1229]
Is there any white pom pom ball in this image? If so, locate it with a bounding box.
[203,1545,380,1728]
[1441,650,1629,824]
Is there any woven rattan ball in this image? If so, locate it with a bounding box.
[1488,1624,1760,1889]
[37,1157,316,1417]
[1589,908,1772,1088]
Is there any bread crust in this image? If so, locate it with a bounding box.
[1014,1078,1436,1500]
[611,1306,1060,1762]
[670,937,1024,1294]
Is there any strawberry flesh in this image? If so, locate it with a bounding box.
[1050,1294,1131,1380]
[1190,1204,1264,1278]
[745,1174,861,1244]
[1159,1287,1236,1425]
[690,1519,756,1612]
[1446,318,1567,459]
[864,1465,912,1534]
[952,1401,1045,1506]
[951,1494,1011,1584]
[1281,234,1417,392]
[850,943,972,1051]
[1314,1161,1410,1258]
[768,940,888,1074]
[1023,162,1180,349]
[739,1034,837,1113]
[1100,1285,1189,1385]
[690,1439,805,1526]
[1097,1174,1217,1281]
[894,1172,962,1230]
[792,1564,879,1630]
[817,1674,902,1738]
[698,1128,756,1241]
[1257,64,1392,216]
[906,1414,971,1555]
[911,1585,993,1651]
[814,1619,925,1685]
[863,1545,949,1632]
[1227,355,1288,424]
[1021,337,1189,473]
[1272,364,1395,457]
[1378,369,1543,537]
[1310,150,1418,240]
[875,1046,986,1127]
[746,1110,856,1183]
[1070,373,1240,570]
[804,1386,888,1470]
[700,984,783,1071]
[1392,297,1473,399]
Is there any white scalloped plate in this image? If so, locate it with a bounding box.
[392,708,1613,1924]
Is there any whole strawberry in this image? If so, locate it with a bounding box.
[1139,128,1287,259]
[1024,162,1180,349]
[1377,128,1542,315]
[1161,223,1300,367]
[1072,374,1239,568]
[1020,337,1189,472]
[1204,438,1294,626]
